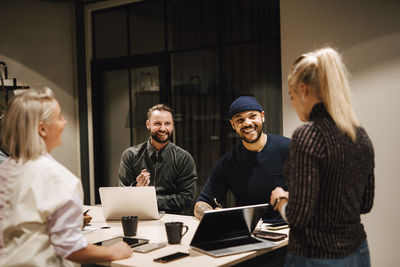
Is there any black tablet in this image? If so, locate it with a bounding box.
[96,236,149,248]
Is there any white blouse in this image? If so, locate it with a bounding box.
[0,154,87,266]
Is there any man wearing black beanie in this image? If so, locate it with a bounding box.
[194,96,290,221]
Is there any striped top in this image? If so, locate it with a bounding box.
[283,102,375,258]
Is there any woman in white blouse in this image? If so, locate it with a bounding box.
[0,88,132,266]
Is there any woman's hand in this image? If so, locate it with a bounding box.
[108,241,133,261]
[83,214,92,228]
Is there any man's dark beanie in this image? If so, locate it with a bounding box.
[228,96,263,118]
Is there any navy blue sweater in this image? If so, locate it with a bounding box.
[198,133,290,219]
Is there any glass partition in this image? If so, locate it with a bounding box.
[91,0,282,209]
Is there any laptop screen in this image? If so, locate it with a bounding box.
[190,203,269,246]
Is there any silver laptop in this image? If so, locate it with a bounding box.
[190,203,275,257]
[99,186,164,220]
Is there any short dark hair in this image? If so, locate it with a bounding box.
[147,104,173,120]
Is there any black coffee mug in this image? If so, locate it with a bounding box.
[165,221,189,244]
[121,216,138,236]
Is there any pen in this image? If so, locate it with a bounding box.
[83,209,90,215]
[214,198,223,208]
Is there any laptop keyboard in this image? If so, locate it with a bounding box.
[197,236,261,251]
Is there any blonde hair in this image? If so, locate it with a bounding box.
[288,47,359,141]
[1,87,56,162]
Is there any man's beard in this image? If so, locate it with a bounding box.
[151,131,171,144]
[239,124,263,144]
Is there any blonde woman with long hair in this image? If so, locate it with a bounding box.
[0,88,132,266]
[271,47,374,266]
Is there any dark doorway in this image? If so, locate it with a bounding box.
[91,54,168,202]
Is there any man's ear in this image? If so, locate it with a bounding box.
[38,122,47,138]
[146,119,150,130]
[230,120,235,130]
[261,111,265,123]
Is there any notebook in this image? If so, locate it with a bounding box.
[99,186,164,220]
[190,203,275,257]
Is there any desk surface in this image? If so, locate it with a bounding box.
[83,205,288,267]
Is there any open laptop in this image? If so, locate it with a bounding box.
[190,203,275,257]
[99,186,164,220]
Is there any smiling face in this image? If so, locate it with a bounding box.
[39,100,67,152]
[230,110,264,144]
[146,110,174,145]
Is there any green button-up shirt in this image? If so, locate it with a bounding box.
[119,139,197,213]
